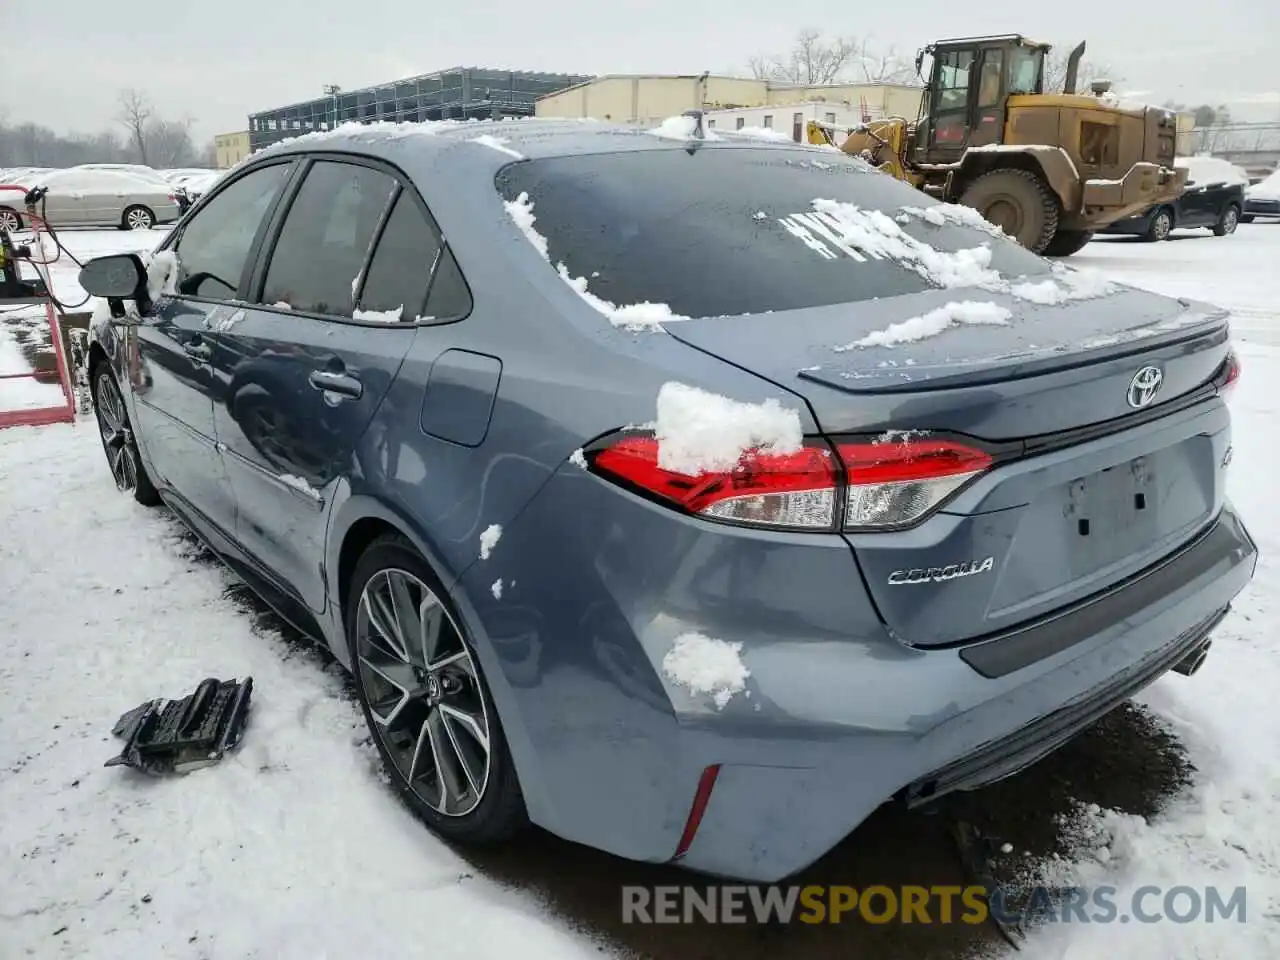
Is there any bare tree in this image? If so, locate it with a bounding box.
[146,117,198,167]
[116,89,154,165]
[750,29,859,85]
[854,39,917,84]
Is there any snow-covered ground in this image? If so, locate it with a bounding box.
[1,223,1278,958]
[1014,232,1280,958]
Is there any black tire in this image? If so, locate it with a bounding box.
[347,534,527,845]
[1144,207,1174,242]
[0,207,22,232]
[1042,229,1094,257]
[1239,214,1255,224]
[1212,204,1240,237]
[958,168,1060,253]
[92,364,161,506]
[121,205,155,231]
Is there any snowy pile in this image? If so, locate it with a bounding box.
[835,301,1012,350]
[661,632,751,709]
[653,381,802,474]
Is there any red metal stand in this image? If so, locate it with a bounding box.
[0,188,77,429]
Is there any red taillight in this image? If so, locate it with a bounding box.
[1217,351,1241,399]
[590,435,839,529]
[587,432,994,532]
[836,437,992,530]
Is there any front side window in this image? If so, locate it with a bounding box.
[171,162,291,299]
[937,50,974,112]
[262,160,396,316]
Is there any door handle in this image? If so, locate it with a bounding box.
[183,338,211,362]
[308,369,363,399]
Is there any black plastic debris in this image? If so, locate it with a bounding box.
[104,677,253,775]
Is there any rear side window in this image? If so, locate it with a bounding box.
[172,163,290,299]
[495,149,1049,319]
[355,190,472,322]
[263,160,396,316]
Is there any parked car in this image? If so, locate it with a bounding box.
[1101,156,1248,241]
[78,121,1257,883]
[1241,168,1280,223]
[0,168,182,232]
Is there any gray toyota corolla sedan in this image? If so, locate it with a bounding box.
[79,118,1257,883]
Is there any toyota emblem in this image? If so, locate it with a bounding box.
[1127,366,1164,409]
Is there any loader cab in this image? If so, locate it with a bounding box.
[915,35,1048,162]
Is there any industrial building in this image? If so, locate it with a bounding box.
[534,74,922,135]
[248,67,591,151]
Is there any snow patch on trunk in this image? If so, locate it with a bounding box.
[1011,263,1117,305]
[654,382,803,474]
[491,579,503,599]
[662,633,751,709]
[835,301,1012,350]
[569,448,588,469]
[479,524,502,561]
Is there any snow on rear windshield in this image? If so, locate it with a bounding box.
[495,149,1050,319]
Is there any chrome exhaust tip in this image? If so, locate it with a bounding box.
[1173,640,1212,677]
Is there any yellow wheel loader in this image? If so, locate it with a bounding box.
[809,35,1187,256]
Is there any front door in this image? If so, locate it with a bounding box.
[205,157,436,613]
[132,160,295,536]
[928,47,977,160]
[966,48,1006,149]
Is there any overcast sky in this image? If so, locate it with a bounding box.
[8,0,1279,142]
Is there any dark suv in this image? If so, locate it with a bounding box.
[1102,157,1247,241]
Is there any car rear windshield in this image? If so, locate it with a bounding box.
[495,147,1050,319]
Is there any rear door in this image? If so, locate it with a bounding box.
[131,160,295,536]
[1177,177,1218,227]
[203,155,430,614]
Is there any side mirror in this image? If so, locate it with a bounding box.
[79,253,151,319]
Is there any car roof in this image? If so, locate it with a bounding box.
[250,117,834,181]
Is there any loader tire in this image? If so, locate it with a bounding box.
[1042,229,1094,257]
[959,169,1059,254]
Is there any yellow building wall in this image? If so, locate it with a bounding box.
[214,131,251,169]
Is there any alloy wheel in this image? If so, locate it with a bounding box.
[0,209,19,232]
[126,208,153,230]
[1222,208,1239,235]
[355,569,491,817]
[95,373,139,492]
[1152,212,1171,240]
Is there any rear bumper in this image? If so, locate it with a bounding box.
[454,440,1258,883]
[678,506,1255,881]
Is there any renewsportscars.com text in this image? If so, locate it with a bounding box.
[621,884,1248,926]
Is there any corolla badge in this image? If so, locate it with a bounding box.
[1127,365,1164,409]
[888,557,994,586]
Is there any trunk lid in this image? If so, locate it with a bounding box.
[664,286,1235,647]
